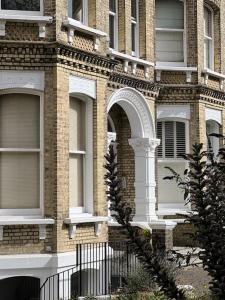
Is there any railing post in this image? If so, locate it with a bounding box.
[104,242,107,295]
[79,243,82,296]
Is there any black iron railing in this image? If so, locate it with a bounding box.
[40,241,141,300]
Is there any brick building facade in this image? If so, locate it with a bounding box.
[0,0,224,298]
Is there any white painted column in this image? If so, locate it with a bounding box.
[129,138,160,222]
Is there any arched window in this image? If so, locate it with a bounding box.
[69,96,93,215]
[204,5,214,69]
[0,93,42,215]
[155,0,185,66]
[157,120,188,210]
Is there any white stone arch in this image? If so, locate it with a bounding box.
[107,87,159,222]
[107,87,156,139]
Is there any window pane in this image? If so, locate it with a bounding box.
[70,97,85,151]
[131,0,137,19]
[165,121,174,158]
[69,154,84,208]
[109,14,115,49]
[72,0,83,22]
[109,0,116,13]
[156,31,184,62]
[176,122,186,157]
[156,0,184,29]
[0,94,40,149]
[1,0,40,11]
[204,6,212,37]
[0,152,40,209]
[132,23,136,53]
[204,39,211,68]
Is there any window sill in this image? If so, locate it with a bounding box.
[107,48,154,77]
[155,66,198,83]
[109,220,177,230]
[0,15,52,38]
[0,217,55,241]
[203,68,225,89]
[63,18,107,49]
[64,216,108,239]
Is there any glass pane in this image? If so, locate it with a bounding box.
[132,23,136,53]
[69,154,84,208]
[70,97,85,151]
[204,6,212,37]
[156,31,184,62]
[1,0,40,11]
[109,0,116,13]
[0,94,40,148]
[72,0,83,22]
[0,152,40,209]
[156,0,184,29]
[131,0,137,19]
[109,14,115,49]
[204,39,211,68]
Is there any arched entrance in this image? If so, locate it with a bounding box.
[107,88,160,222]
[0,276,40,300]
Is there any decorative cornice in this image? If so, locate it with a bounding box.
[57,43,117,71]
[129,138,160,153]
[109,73,160,97]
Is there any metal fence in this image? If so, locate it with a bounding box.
[40,241,141,300]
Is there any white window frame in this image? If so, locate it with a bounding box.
[157,118,189,162]
[155,0,187,67]
[131,0,139,57]
[68,0,88,25]
[109,0,118,50]
[204,4,214,70]
[0,89,44,217]
[69,95,93,217]
[0,0,43,16]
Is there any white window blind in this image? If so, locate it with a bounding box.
[69,97,85,210]
[0,94,40,210]
[155,0,184,63]
[157,121,186,159]
[109,0,117,49]
[204,6,213,69]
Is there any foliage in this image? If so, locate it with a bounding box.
[104,144,186,300]
[164,135,225,299]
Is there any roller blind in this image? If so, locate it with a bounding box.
[0,94,40,148]
[69,97,85,151]
[156,0,184,29]
[0,93,40,210]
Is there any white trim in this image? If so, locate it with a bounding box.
[63,17,107,47]
[205,107,222,125]
[0,90,44,217]
[203,68,225,89]
[155,0,187,66]
[0,70,45,91]
[157,104,191,120]
[69,75,96,99]
[155,66,197,83]
[107,48,154,77]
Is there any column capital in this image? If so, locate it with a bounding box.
[129,138,160,153]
